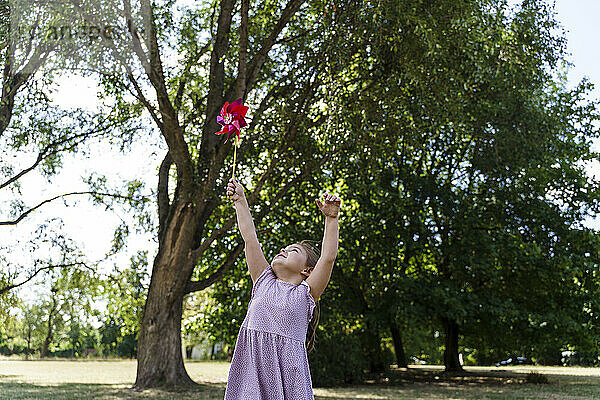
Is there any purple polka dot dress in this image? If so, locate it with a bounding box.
[224,264,317,399]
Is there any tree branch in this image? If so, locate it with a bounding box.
[1,42,52,136]
[0,113,113,190]
[0,191,149,226]
[184,240,245,294]
[225,0,307,101]
[157,150,173,243]
[126,71,163,130]
[175,41,211,112]
[273,27,316,45]
[0,262,87,295]
[199,0,236,161]
[235,0,249,100]
[123,0,193,189]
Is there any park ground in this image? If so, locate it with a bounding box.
[1,358,600,399]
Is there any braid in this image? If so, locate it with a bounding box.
[306,299,320,352]
[297,240,321,353]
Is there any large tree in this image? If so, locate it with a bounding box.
[51,0,347,387]
[0,0,145,301]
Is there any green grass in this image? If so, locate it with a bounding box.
[1,358,600,399]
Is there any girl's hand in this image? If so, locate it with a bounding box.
[316,193,342,218]
[226,178,245,203]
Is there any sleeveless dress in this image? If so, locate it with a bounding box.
[224,264,317,399]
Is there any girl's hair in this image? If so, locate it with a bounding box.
[297,239,321,353]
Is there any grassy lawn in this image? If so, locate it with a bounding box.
[1,358,600,399]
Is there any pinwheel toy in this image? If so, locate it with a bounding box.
[214,98,249,180]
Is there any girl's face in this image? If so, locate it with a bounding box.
[272,244,308,273]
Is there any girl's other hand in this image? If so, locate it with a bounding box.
[226,178,245,203]
[316,193,342,218]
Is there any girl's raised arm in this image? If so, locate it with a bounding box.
[226,178,270,284]
[306,193,341,301]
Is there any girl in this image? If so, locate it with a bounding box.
[223,177,341,400]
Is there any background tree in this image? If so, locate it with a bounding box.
[201,0,600,383]
[98,250,149,358]
[1,1,147,334]
[34,260,102,357]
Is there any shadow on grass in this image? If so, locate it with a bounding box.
[357,366,532,387]
[0,382,392,400]
[0,381,226,400]
[4,367,598,400]
[0,381,388,400]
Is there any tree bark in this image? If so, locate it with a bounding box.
[1,38,52,137]
[41,292,58,358]
[442,317,463,372]
[25,324,32,360]
[135,289,195,387]
[134,199,199,388]
[389,320,408,368]
[363,319,386,374]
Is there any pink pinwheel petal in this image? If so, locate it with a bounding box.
[231,104,248,117]
[224,131,235,144]
[215,99,249,141]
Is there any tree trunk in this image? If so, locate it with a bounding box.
[25,324,32,360]
[0,93,15,136]
[134,285,196,388]
[134,200,199,389]
[442,317,463,372]
[41,324,52,357]
[363,319,387,374]
[41,293,57,358]
[389,320,408,368]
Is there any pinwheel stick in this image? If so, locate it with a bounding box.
[232,136,238,179]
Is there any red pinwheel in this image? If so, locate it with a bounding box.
[214,98,250,179]
[215,98,249,144]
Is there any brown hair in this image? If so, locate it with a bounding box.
[297,239,321,353]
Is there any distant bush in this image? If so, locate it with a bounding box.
[0,341,29,356]
[308,326,369,387]
[561,350,599,367]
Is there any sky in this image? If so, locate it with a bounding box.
[3,0,600,316]
[552,0,600,97]
[539,0,600,222]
